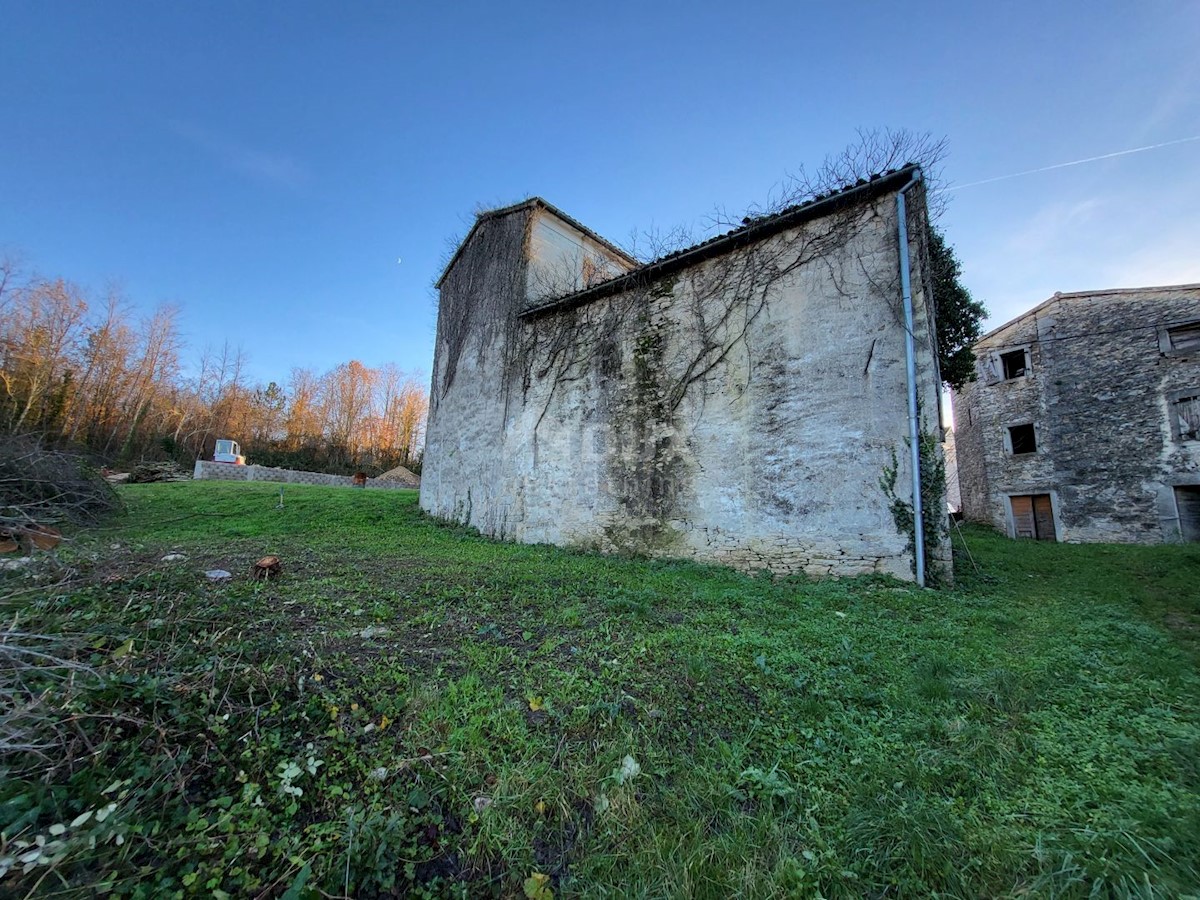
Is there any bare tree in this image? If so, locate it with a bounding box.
[323,360,376,454]
[1,278,89,432]
[283,366,324,449]
[64,289,133,444]
[778,128,950,221]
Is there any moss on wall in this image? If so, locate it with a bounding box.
[602,297,687,553]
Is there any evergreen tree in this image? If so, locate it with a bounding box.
[927,226,987,390]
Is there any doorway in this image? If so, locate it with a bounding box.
[1176,486,1200,542]
[1010,494,1056,540]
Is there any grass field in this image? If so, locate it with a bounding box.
[2,482,1198,898]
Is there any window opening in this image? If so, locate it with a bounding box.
[1008,423,1037,454]
[1177,486,1200,542]
[1168,322,1200,353]
[1000,349,1028,379]
[1173,395,1200,441]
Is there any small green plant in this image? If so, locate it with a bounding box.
[729,765,796,803]
[601,587,652,617]
[880,430,948,585]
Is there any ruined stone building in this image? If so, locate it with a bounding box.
[421,166,950,581]
[954,284,1200,542]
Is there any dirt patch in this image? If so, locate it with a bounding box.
[1163,612,1198,633]
[1162,611,1200,655]
[374,464,421,488]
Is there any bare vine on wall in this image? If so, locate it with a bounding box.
[517,196,886,443]
[435,210,532,403]
[879,429,949,584]
[508,129,962,435]
[777,128,949,220]
[495,194,892,551]
[438,128,973,421]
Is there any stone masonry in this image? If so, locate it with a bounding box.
[953,284,1200,542]
[421,167,950,580]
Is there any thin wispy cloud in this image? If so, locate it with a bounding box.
[1099,224,1200,289]
[169,120,310,189]
[943,135,1200,193]
[1136,6,1200,139]
[1000,198,1105,259]
[1137,69,1200,139]
[963,177,1200,331]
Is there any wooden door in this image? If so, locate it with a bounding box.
[1177,487,1200,542]
[1011,495,1035,539]
[1032,494,1056,541]
[1011,494,1056,540]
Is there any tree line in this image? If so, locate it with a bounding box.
[0,257,428,474]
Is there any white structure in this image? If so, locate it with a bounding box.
[212,439,245,465]
[422,168,949,581]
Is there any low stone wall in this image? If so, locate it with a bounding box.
[193,460,418,490]
[694,531,910,579]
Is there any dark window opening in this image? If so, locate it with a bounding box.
[1177,487,1200,542]
[1168,322,1200,353]
[1011,494,1056,540]
[1173,395,1200,441]
[1001,349,1028,379]
[1008,423,1037,454]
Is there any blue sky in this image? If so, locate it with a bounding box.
[3,1,1198,386]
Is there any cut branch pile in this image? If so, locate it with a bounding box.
[127,461,190,483]
[0,434,122,526]
[0,523,61,555]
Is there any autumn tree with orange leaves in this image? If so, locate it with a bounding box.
[0,257,428,473]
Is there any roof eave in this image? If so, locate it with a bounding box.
[521,164,921,320]
[435,197,638,289]
[973,282,1200,348]
[434,200,539,289]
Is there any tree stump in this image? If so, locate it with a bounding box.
[0,524,61,555]
[252,555,282,580]
[27,524,62,551]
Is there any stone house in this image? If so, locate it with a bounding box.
[953,284,1200,542]
[421,166,950,582]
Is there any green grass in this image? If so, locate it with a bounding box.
[2,481,1198,898]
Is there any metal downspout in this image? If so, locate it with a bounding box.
[896,171,926,587]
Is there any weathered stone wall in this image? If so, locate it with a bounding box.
[943,428,962,513]
[954,285,1200,542]
[193,460,416,490]
[422,185,949,580]
[424,207,534,532]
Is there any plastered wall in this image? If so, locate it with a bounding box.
[423,188,948,580]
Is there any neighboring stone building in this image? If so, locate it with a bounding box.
[421,166,949,581]
[954,284,1200,542]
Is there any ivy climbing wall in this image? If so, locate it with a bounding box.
[422,183,950,581]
